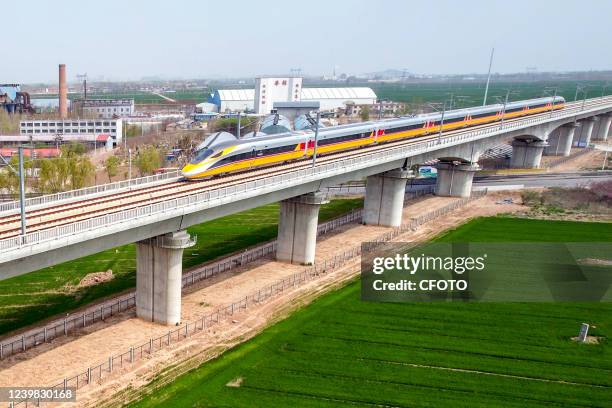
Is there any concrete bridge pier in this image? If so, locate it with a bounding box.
[545,123,578,156]
[594,114,612,141]
[363,168,413,227]
[276,191,329,265]
[434,162,479,198]
[576,117,597,146]
[136,230,195,325]
[510,139,548,168]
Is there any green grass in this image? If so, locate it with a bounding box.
[130,217,612,408]
[0,199,362,336]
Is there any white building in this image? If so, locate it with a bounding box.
[301,87,377,111]
[208,89,255,113]
[73,99,135,118]
[254,76,303,114]
[20,118,123,145]
[209,81,377,114]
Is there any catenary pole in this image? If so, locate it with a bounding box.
[18,147,26,236]
[483,47,494,106]
[312,111,321,167]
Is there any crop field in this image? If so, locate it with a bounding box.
[30,80,612,108]
[306,80,612,109]
[131,217,612,407]
[0,199,362,336]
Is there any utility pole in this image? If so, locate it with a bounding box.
[76,73,88,99]
[437,101,446,145]
[18,147,26,236]
[236,112,241,139]
[574,85,580,101]
[500,89,510,129]
[483,47,494,106]
[312,111,321,168]
[128,148,132,179]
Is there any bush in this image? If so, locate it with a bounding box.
[520,190,541,206]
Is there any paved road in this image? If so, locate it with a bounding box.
[400,171,611,192]
[472,171,612,189]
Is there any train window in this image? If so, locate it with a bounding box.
[211,151,223,158]
[190,148,215,163]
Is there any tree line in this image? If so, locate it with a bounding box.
[0,143,165,197]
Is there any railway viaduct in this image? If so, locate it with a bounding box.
[0,97,610,325]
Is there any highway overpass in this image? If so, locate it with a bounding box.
[0,97,610,324]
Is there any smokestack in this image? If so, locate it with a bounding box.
[59,64,67,119]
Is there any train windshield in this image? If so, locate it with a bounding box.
[190,148,215,164]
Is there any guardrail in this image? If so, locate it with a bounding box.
[2,100,611,255]
[8,188,485,407]
[0,170,181,213]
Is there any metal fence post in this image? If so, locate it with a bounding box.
[109,356,113,372]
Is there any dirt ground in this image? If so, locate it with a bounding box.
[0,191,525,407]
[543,147,607,171]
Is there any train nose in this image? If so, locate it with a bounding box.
[181,164,198,178]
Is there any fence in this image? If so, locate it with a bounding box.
[2,99,610,254]
[0,170,181,213]
[9,188,486,407]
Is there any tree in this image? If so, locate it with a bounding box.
[135,146,162,176]
[211,116,258,135]
[37,150,95,193]
[61,142,86,157]
[360,105,370,121]
[0,155,32,198]
[70,156,95,189]
[104,156,121,182]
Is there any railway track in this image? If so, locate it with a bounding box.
[0,99,606,239]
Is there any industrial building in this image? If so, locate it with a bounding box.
[207,77,377,114]
[300,87,377,111]
[0,84,33,114]
[19,118,123,144]
[72,99,135,118]
[207,89,255,113]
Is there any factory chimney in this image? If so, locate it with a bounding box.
[59,64,67,119]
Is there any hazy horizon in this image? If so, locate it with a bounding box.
[4,0,612,83]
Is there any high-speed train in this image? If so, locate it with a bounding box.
[181,96,565,180]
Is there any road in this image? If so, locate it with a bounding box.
[472,171,611,189]
[402,171,611,192]
[150,91,177,103]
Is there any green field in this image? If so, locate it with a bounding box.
[131,217,612,408]
[0,199,362,336]
[309,80,612,109]
[31,79,612,108]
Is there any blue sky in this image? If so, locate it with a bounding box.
[5,0,612,82]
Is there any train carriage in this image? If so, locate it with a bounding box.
[181,96,565,180]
